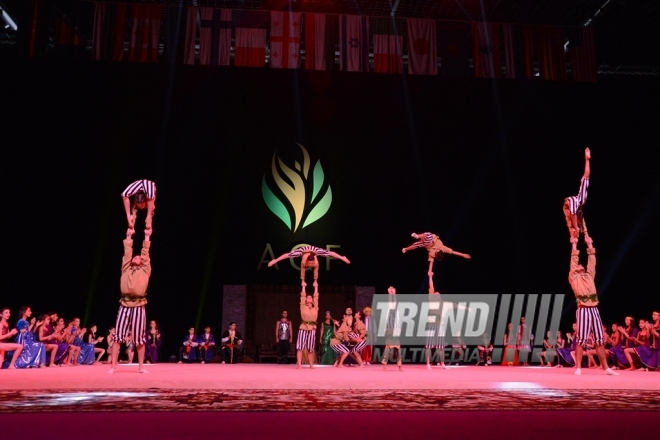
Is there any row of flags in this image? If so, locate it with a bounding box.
[28,2,598,81]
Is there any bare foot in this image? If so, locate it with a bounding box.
[296,364,302,369]
[7,365,16,370]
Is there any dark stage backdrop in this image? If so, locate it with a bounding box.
[1,61,658,360]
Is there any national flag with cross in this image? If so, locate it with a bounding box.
[270,11,301,69]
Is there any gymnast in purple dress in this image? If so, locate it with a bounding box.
[556,323,577,367]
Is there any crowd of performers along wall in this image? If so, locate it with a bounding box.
[1,148,659,373]
[22,2,597,81]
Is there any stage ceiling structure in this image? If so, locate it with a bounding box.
[0,0,658,76]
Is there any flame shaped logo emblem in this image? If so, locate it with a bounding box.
[262,143,332,232]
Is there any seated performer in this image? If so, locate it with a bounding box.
[70,318,95,365]
[537,331,557,367]
[87,325,106,363]
[221,322,243,364]
[557,323,577,367]
[121,179,156,233]
[402,232,470,293]
[620,319,648,371]
[563,148,590,240]
[568,234,618,376]
[0,308,24,369]
[198,326,216,364]
[477,333,494,366]
[179,327,199,363]
[268,245,350,292]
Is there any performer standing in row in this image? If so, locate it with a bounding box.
[109,228,151,374]
[268,245,350,292]
[568,234,617,376]
[381,286,403,371]
[121,179,156,234]
[563,148,590,240]
[402,233,470,293]
[276,311,293,364]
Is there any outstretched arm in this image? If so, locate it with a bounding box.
[122,232,134,272]
[568,237,579,280]
[122,197,134,227]
[145,198,155,230]
[141,236,152,276]
[446,249,471,259]
[585,236,595,278]
[583,148,591,179]
[268,252,296,267]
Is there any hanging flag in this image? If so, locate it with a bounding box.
[567,27,597,82]
[339,15,369,72]
[234,10,268,67]
[304,13,338,71]
[54,3,88,60]
[503,24,533,79]
[163,6,188,64]
[407,18,437,75]
[199,8,233,66]
[93,2,123,61]
[372,17,403,74]
[437,22,471,76]
[182,7,197,65]
[472,22,501,78]
[19,0,48,57]
[128,4,162,63]
[270,11,302,68]
[537,25,567,81]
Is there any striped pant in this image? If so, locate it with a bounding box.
[296,329,316,352]
[121,180,157,199]
[425,322,445,348]
[565,177,589,214]
[331,342,351,354]
[288,246,329,258]
[576,306,604,347]
[115,305,147,346]
[347,332,367,353]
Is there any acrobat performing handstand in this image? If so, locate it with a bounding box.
[402,232,470,293]
[268,245,350,293]
[563,147,590,240]
[121,179,157,234]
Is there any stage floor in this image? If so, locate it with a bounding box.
[2,362,659,391]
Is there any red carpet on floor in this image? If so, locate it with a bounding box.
[1,411,657,439]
